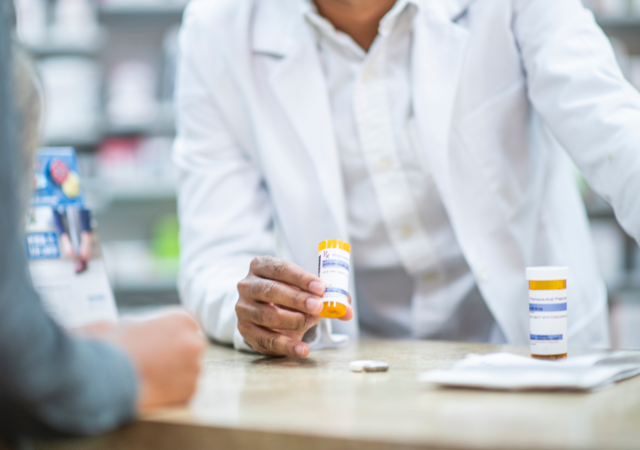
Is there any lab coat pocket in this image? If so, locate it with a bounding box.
[456,79,530,220]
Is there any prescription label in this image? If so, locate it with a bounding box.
[318,247,350,307]
[529,289,567,356]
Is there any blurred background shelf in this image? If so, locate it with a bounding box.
[99,2,187,16]
[597,16,640,27]
[104,102,176,137]
[84,178,176,209]
[42,134,102,148]
[16,0,185,309]
[113,278,177,292]
[22,28,107,56]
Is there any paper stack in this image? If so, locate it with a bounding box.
[419,351,640,391]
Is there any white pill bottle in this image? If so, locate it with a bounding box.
[526,267,569,360]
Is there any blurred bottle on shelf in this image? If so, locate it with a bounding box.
[16,0,103,48]
[15,0,48,45]
[107,60,158,127]
[152,214,180,276]
[38,57,101,145]
[50,0,100,44]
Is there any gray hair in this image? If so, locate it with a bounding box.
[13,44,42,218]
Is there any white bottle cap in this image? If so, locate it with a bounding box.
[526,266,569,281]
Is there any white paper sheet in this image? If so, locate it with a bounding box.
[418,352,640,391]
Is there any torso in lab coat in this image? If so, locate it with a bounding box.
[174,0,639,350]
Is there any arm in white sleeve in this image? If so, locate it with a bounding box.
[514,0,640,242]
[173,7,275,349]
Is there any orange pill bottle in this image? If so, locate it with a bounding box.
[317,240,351,319]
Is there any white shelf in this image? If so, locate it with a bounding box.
[39,104,176,148]
[102,240,179,292]
[105,103,176,137]
[112,278,177,292]
[42,133,102,148]
[84,178,177,206]
[597,16,640,28]
[100,3,187,16]
[106,121,175,137]
[22,28,108,57]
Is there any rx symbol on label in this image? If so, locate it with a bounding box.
[323,251,329,258]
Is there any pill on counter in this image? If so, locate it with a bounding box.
[349,360,389,373]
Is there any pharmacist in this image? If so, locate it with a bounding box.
[174,0,637,357]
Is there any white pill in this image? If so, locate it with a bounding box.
[349,360,389,373]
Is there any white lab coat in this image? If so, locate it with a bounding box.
[174,0,640,350]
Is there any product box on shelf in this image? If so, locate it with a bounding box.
[26,147,118,329]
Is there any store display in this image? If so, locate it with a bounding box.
[27,147,118,329]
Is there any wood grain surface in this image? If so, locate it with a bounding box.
[35,339,640,450]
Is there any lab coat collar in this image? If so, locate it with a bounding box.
[251,0,474,240]
[251,0,301,57]
[251,0,475,57]
[304,0,419,38]
[430,0,477,21]
[258,0,350,240]
[411,0,471,211]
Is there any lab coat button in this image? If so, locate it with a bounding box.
[423,271,438,283]
[361,69,374,83]
[401,225,413,239]
[377,157,391,171]
[476,265,490,283]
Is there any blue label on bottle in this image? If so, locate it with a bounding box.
[530,303,567,312]
[325,287,348,297]
[322,259,350,270]
[530,334,563,341]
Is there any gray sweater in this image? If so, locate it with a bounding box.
[0,3,137,442]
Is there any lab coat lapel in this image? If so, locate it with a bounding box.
[255,3,348,240]
[411,1,471,206]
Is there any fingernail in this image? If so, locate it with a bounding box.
[306,298,322,313]
[309,280,325,296]
[294,344,307,358]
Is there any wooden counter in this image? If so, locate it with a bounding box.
[36,340,640,450]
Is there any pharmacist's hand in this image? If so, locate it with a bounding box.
[236,256,353,358]
[106,312,206,410]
